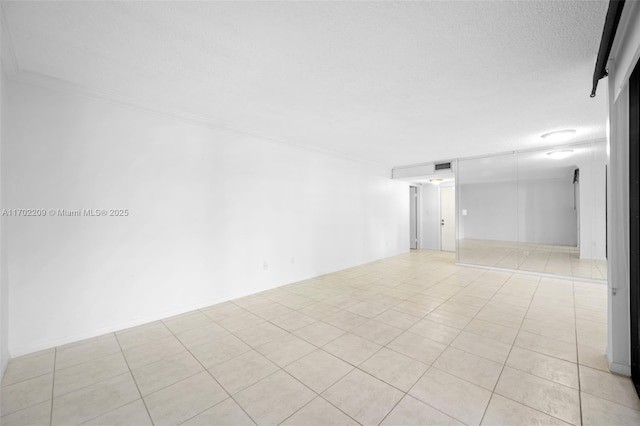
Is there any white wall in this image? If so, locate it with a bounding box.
[420,184,440,250]
[578,156,608,260]
[605,0,640,376]
[607,76,630,375]
[5,79,409,356]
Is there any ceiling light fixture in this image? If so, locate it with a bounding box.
[546,149,574,159]
[540,129,577,143]
[429,178,444,185]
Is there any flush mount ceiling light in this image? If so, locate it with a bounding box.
[547,149,574,159]
[429,178,444,185]
[540,129,577,143]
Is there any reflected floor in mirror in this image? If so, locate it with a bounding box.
[458,239,606,280]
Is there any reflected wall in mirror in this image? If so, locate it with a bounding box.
[457,141,607,280]
[458,153,518,270]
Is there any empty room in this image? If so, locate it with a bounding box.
[1,1,639,425]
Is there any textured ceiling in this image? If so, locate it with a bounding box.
[2,1,608,168]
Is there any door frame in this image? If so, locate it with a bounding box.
[629,57,640,396]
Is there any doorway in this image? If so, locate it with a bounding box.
[440,186,456,252]
[410,186,418,249]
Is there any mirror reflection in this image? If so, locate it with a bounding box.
[457,141,607,280]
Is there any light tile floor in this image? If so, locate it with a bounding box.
[1,250,637,425]
[459,239,608,280]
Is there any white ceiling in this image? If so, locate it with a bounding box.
[1,1,609,168]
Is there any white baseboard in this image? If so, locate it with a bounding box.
[9,250,411,358]
[8,293,236,358]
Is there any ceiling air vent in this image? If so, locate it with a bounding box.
[434,162,451,171]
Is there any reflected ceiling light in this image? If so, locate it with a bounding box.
[540,129,577,143]
[546,149,574,159]
[429,178,444,185]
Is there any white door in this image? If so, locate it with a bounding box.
[440,186,456,252]
[410,187,418,249]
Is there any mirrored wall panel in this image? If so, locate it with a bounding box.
[457,141,607,280]
[458,153,519,269]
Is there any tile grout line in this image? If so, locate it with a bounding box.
[352,269,483,373]
[329,271,471,375]
[274,368,363,426]
[230,266,446,362]
[434,274,569,418]
[478,275,541,425]
[433,272,522,422]
[0,370,53,389]
[176,332,358,426]
[50,349,153,425]
[375,393,406,426]
[2,337,129,391]
[44,347,129,403]
[267,295,401,424]
[49,347,57,426]
[275,260,467,425]
[277,261,463,425]
[47,374,139,425]
[368,270,475,426]
[112,332,154,425]
[488,276,583,426]
[160,320,260,426]
[250,288,426,424]
[395,269,512,424]
[573,280,584,426]
[194,293,359,404]
[46,334,192,407]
